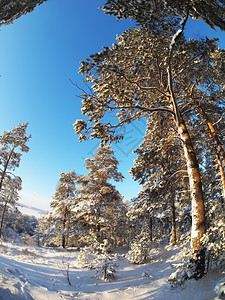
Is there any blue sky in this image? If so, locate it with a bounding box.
[0,0,224,214]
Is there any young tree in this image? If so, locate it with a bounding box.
[0,0,47,26]
[36,212,58,247]
[50,170,79,248]
[74,144,124,247]
[0,175,22,239]
[0,122,31,192]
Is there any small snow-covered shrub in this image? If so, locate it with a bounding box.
[126,236,151,264]
[214,273,225,300]
[127,224,152,264]
[201,218,225,271]
[93,252,117,281]
[142,271,152,278]
[168,263,194,287]
[169,249,206,286]
[21,233,36,246]
[77,246,96,269]
[77,239,117,281]
[21,247,37,262]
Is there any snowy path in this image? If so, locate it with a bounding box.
[0,243,222,299]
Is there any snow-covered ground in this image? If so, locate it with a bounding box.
[0,242,223,299]
[17,202,47,218]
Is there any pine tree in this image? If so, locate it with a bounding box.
[75,23,225,277]
[0,122,31,192]
[0,0,47,26]
[0,175,22,239]
[130,114,190,245]
[74,144,124,247]
[102,0,225,30]
[36,212,58,247]
[50,170,79,248]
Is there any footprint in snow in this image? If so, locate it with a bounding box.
[6,268,27,283]
[6,268,21,275]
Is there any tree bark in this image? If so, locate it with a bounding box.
[0,146,15,192]
[199,113,225,204]
[149,216,153,242]
[170,196,177,245]
[0,201,8,239]
[167,43,206,253]
[177,116,206,253]
[196,106,225,203]
[181,82,225,202]
[62,206,68,248]
[167,96,206,253]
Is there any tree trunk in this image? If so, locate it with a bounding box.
[197,108,225,204]
[62,207,68,249]
[177,116,206,253]
[167,19,205,277]
[149,216,153,242]
[170,197,177,245]
[0,147,15,191]
[180,80,225,202]
[62,228,66,248]
[167,63,206,255]
[217,158,225,206]
[0,201,8,239]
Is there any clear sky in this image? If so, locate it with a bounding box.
[0,0,224,216]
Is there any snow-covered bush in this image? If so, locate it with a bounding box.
[1,206,38,244]
[77,245,96,269]
[126,224,152,264]
[77,239,117,281]
[201,218,225,271]
[21,233,36,246]
[59,254,73,286]
[168,265,191,287]
[169,247,206,286]
[93,253,117,281]
[214,272,225,300]
[126,235,151,264]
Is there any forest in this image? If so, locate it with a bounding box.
[0,0,225,299]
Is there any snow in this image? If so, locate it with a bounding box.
[0,242,222,300]
[17,203,47,218]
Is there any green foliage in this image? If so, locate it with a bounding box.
[77,239,117,281]
[202,216,225,270]
[73,144,125,246]
[0,205,38,243]
[126,226,152,264]
[0,122,31,174]
[0,123,31,240]
[0,0,47,26]
[50,170,79,248]
[102,0,225,30]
